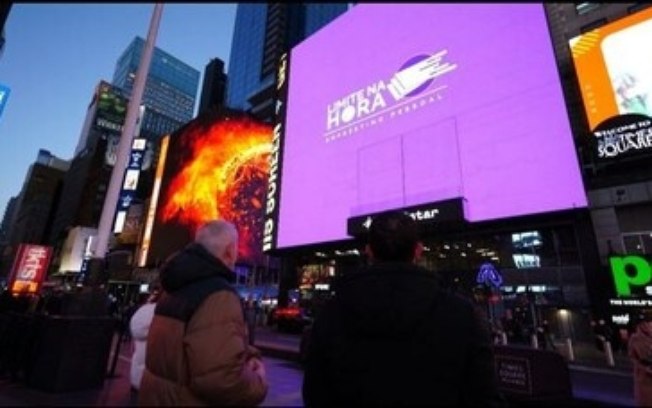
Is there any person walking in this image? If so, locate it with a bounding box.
[129,286,160,392]
[629,312,652,406]
[138,220,267,406]
[302,210,505,406]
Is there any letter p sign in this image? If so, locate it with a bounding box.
[610,256,652,297]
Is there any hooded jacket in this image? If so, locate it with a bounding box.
[302,261,504,406]
[138,243,267,406]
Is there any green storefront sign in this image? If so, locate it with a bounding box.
[610,255,652,297]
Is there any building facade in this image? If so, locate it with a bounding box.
[226,4,350,120]
[1,150,68,276]
[545,3,652,327]
[112,36,200,124]
[49,81,166,273]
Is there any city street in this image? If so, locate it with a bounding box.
[0,324,639,406]
[0,332,304,407]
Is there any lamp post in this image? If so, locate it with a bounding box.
[87,3,164,286]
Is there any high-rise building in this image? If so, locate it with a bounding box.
[112,36,200,124]
[226,4,350,120]
[50,81,165,252]
[545,3,652,320]
[1,150,69,276]
[198,58,227,116]
[0,196,17,245]
[0,195,17,270]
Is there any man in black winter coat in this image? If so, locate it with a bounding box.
[302,210,505,406]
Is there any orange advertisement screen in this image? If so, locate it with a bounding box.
[8,244,53,294]
[570,8,652,161]
[146,109,272,267]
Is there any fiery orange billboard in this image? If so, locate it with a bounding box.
[144,110,272,267]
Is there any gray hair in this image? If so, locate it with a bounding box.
[195,220,238,259]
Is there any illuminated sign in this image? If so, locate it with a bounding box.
[138,135,170,266]
[94,82,127,133]
[570,7,652,162]
[263,52,289,253]
[609,255,652,297]
[477,262,503,288]
[114,136,147,234]
[347,198,466,237]
[0,83,11,121]
[325,50,457,142]
[148,111,272,266]
[8,244,53,294]
[278,4,586,250]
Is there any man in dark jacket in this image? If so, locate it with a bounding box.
[302,210,504,406]
[139,220,267,406]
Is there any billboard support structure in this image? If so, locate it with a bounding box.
[88,3,164,286]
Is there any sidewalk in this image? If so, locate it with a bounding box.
[253,326,636,407]
[0,335,304,407]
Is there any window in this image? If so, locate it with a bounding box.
[575,3,601,15]
[623,232,652,254]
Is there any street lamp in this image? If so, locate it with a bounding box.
[87,4,164,286]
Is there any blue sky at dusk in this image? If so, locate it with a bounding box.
[0,3,237,216]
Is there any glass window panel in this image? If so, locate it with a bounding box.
[623,234,644,254]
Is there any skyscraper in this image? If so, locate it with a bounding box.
[2,150,69,276]
[226,4,350,120]
[112,36,200,124]
[198,58,227,116]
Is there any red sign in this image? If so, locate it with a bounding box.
[8,244,53,294]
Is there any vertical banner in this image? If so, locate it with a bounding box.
[8,244,53,294]
[138,134,170,266]
[262,51,290,253]
[113,105,147,234]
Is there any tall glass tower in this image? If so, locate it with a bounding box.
[112,36,200,124]
[226,4,350,115]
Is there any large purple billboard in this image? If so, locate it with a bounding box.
[275,4,587,250]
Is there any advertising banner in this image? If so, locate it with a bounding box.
[8,244,53,294]
[94,81,128,134]
[570,7,652,162]
[276,4,586,250]
[145,110,272,267]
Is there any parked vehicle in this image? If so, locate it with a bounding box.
[272,306,312,333]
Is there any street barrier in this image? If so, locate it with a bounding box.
[603,340,615,367]
[566,338,575,362]
[494,345,572,404]
[26,315,114,392]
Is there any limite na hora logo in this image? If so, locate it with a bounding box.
[324,50,457,142]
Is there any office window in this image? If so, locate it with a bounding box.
[575,3,601,15]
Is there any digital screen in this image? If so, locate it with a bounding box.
[512,254,541,269]
[570,7,652,161]
[147,110,272,266]
[512,231,543,249]
[94,81,127,134]
[276,4,586,250]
